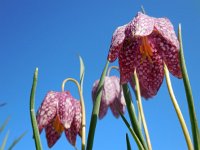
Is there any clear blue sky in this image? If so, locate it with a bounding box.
[0,0,200,150]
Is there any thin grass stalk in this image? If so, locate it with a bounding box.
[178,24,200,149]
[121,114,145,150]
[0,131,9,150]
[134,70,152,150]
[164,64,193,150]
[122,84,148,150]
[126,133,132,150]
[30,68,43,150]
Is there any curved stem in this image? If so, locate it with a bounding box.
[106,66,119,76]
[164,63,193,150]
[62,78,86,150]
[134,70,152,150]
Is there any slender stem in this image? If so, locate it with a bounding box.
[134,70,152,150]
[126,133,132,150]
[0,131,9,150]
[106,66,119,76]
[136,101,142,129]
[121,114,145,150]
[178,24,200,149]
[62,78,86,150]
[164,64,193,150]
[30,68,43,150]
[122,84,148,150]
[86,61,109,150]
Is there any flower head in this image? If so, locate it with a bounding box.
[92,76,126,119]
[36,91,81,148]
[107,12,182,99]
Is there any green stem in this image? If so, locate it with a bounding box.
[122,84,148,150]
[30,68,43,150]
[0,131,9,150]
[121,114,145,150]
[164,64,193,150]
[86,61,109,150]
[62,78,86,150]
[133,70,152,150]
[126,133,132,150]
[178,24,200,150]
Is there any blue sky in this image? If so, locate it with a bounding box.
[0,0,200,150]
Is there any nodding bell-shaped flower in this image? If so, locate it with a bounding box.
[92,76,126,119]
[107,12,182,99]
[36,91,82,148]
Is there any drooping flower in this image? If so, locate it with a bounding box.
[107,12,182,99]
[36,91,81,148]
[92,76,126,119]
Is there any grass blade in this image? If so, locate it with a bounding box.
[0,117,10,133]
[126,133,132,150]
[8,131,27,150]
[30,68,43,150]
[178,24,200,149]
[121,114,144,150]
[0,131,9,150]
[122,84,148,150]
[86,61,109,150]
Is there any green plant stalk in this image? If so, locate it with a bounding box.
[86,61,109,150]
[8,131,27,150]
[164,64,193,150]
[122,84,148,150]
[126,133,132,150]
[0,131,9,150]
[30,68,43,150]
[134,70,152,150]
[62,78,86,150]
[136,101,142,129]
[0,117,10,133]
[121,114,145,150]
[178,24,200,149]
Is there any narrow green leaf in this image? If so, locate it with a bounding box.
[8,131,27,150]
[30,68,43,150]
[86,61,109,150]
[0,117,10,133]
[121,114,144,150]
[178,24,200,150]
[126,133,132,150]
[79,55,85,91]
[0,131,9,150]
[122,84,148,150]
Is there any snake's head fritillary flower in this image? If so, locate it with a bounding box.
[92,76,126,119]
[107,12,182,99]
[36,91,81,148]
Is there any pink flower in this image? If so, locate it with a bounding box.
[36,91,81,148]
[107,12,182,99]
[92,76,126,119]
